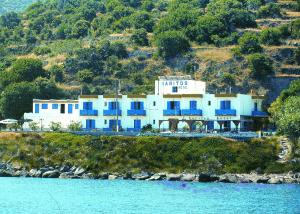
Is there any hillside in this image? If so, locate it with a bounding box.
[0,0,299,119]
[0,0,37,14]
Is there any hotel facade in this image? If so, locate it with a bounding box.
[23,76,268,132]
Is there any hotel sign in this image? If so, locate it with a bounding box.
[161,80,188,89]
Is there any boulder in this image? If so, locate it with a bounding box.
[268,177,282,184]
[13,170,29,177]
[108,174,118,180]
[181,174,196,182]
[122,172,132,180]
[256,176,270,184]
[59,172,71,179]
[132,172,151,180]
[59,165,70,173]
[198,173,219,182]
[219,174,239,183]
[166,173,182,181]
[82,173,95,179]
[42,170,60,178]
[74,167,86,176]
[98,172,109,180]
[0,169,13,177]
[29,169,42,177]
[147,173,166,181]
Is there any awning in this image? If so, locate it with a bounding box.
[0,119,18,124]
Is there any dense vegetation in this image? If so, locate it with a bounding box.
[1,132,298,174]
[0,0,299,119]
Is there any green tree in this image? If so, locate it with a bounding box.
[295,47,300,65]
[269,80,300,141]
[130,28,149,46]
[291,19,300,39]
[68,121,83,131]
[49,65,64,82]
[0,12,21,29]
[34,77,62,99]
[257,3,282,18]
[130,11,154,32]
[77,69,94,83]
[221,73,236,86]
[247,53,273,79]
[9,58,46,83]
[238,32,262,54]
[0,82,37,119]
[260,28,282,45]
[72,19,90,38]
[155,31,190,58]
[29,121,39,131]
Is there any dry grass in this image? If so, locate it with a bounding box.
[43,54,66,70]
[16,54,38,59]
[195,48,233,62]
[57,84,81,91]
[275,74,300,77]
[0,132,23,141]
[263,45,297,50]
[285,11,300,18]
[281,64,300,69]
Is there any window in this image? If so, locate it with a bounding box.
[109,102,119,110]
[131,101,143,110]
[190,101,197,110]
[86,119,95,129]
[153,101,156,106]
[153,120,156,125]
[208,101,211,106]
[168,101,180,110]
[104,102,107,106]
[254,102,258,111]
[104,120,107,125]
[75,104,79,109]
[172,86,178,93]
[83,102,93,110]
[134,120,141,129]
[35,104,39,113]
[42,104,48,109]
[221,100,231,110]
[60,104,65,114]
[68,104,73,114]
[52,104,58,109]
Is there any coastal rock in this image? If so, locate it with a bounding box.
[256,176,270,184]
[132,172,151,180]
[219,174,239,183]
[166,173,182,181]
[268,177,282,184]
[29,169,42,177]
[74,167,86,176]
[59,172,71,179]
[108,174,118,180]
[82,173,95,179]
[198,173,219,182]
[59,165,70,173]
[14,170,29,177]
[98,172,109,180]
[122,172,132,180]
[42,170,60,178]
[147,173,166,181]
[181,174,196,182]
[0,169,13,177]
[237,175,252,183]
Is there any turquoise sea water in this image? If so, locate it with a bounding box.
[0,178,300,214]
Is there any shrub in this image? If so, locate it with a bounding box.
[49,122,62,132]
[77,69,94,84]
[260,28,281,45]
[257,3,282,18]
[33,46,52,55]
[238,32,262,54]
[295,47,300,65]
[155,30,190,58]
[130,28,149,46]
[68,121,83,131]
[141,124,153,132]
[291,19,300,39]
[247,53,273,79]
[29,122,39,131]
[221,73,236,86]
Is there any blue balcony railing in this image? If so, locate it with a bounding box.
[181,109,203,116]
[215,109,236,116]
[127,109,146,116]
[252,111,268,117]
[80,110,98,116]
[103,109,122,116]
[163,109,181,116]
[127,128,141,132]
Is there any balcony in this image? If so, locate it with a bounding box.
[103,109,122,116]
[127,128,141,132]
[252,111,268,117]
[127,109,146,116]
[80,110,98,116]
[215,109,236,116]
[181,109,203,116]
[163,109,181,116]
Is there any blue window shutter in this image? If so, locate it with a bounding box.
[141,102,144,110]
[226,101,231,109]
[68,104,73,114]
[92,120,95,129]
[35,104,39,113]
[83,102,87,110]
[86,120,90,129]
[175,101,180,109]
[190,101,196,110]
[254,102,258,111]
[75,104,79,109]
[221,101,225,110]
[137,120,141,128]
[131,102,134,110]
[167,101,170,109]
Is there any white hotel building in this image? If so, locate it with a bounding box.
[24,76,268,132]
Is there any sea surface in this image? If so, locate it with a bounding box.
[0,178,299,214]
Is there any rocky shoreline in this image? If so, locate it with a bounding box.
[1,163,299,184]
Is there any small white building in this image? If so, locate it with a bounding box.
[23,76,268,131]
